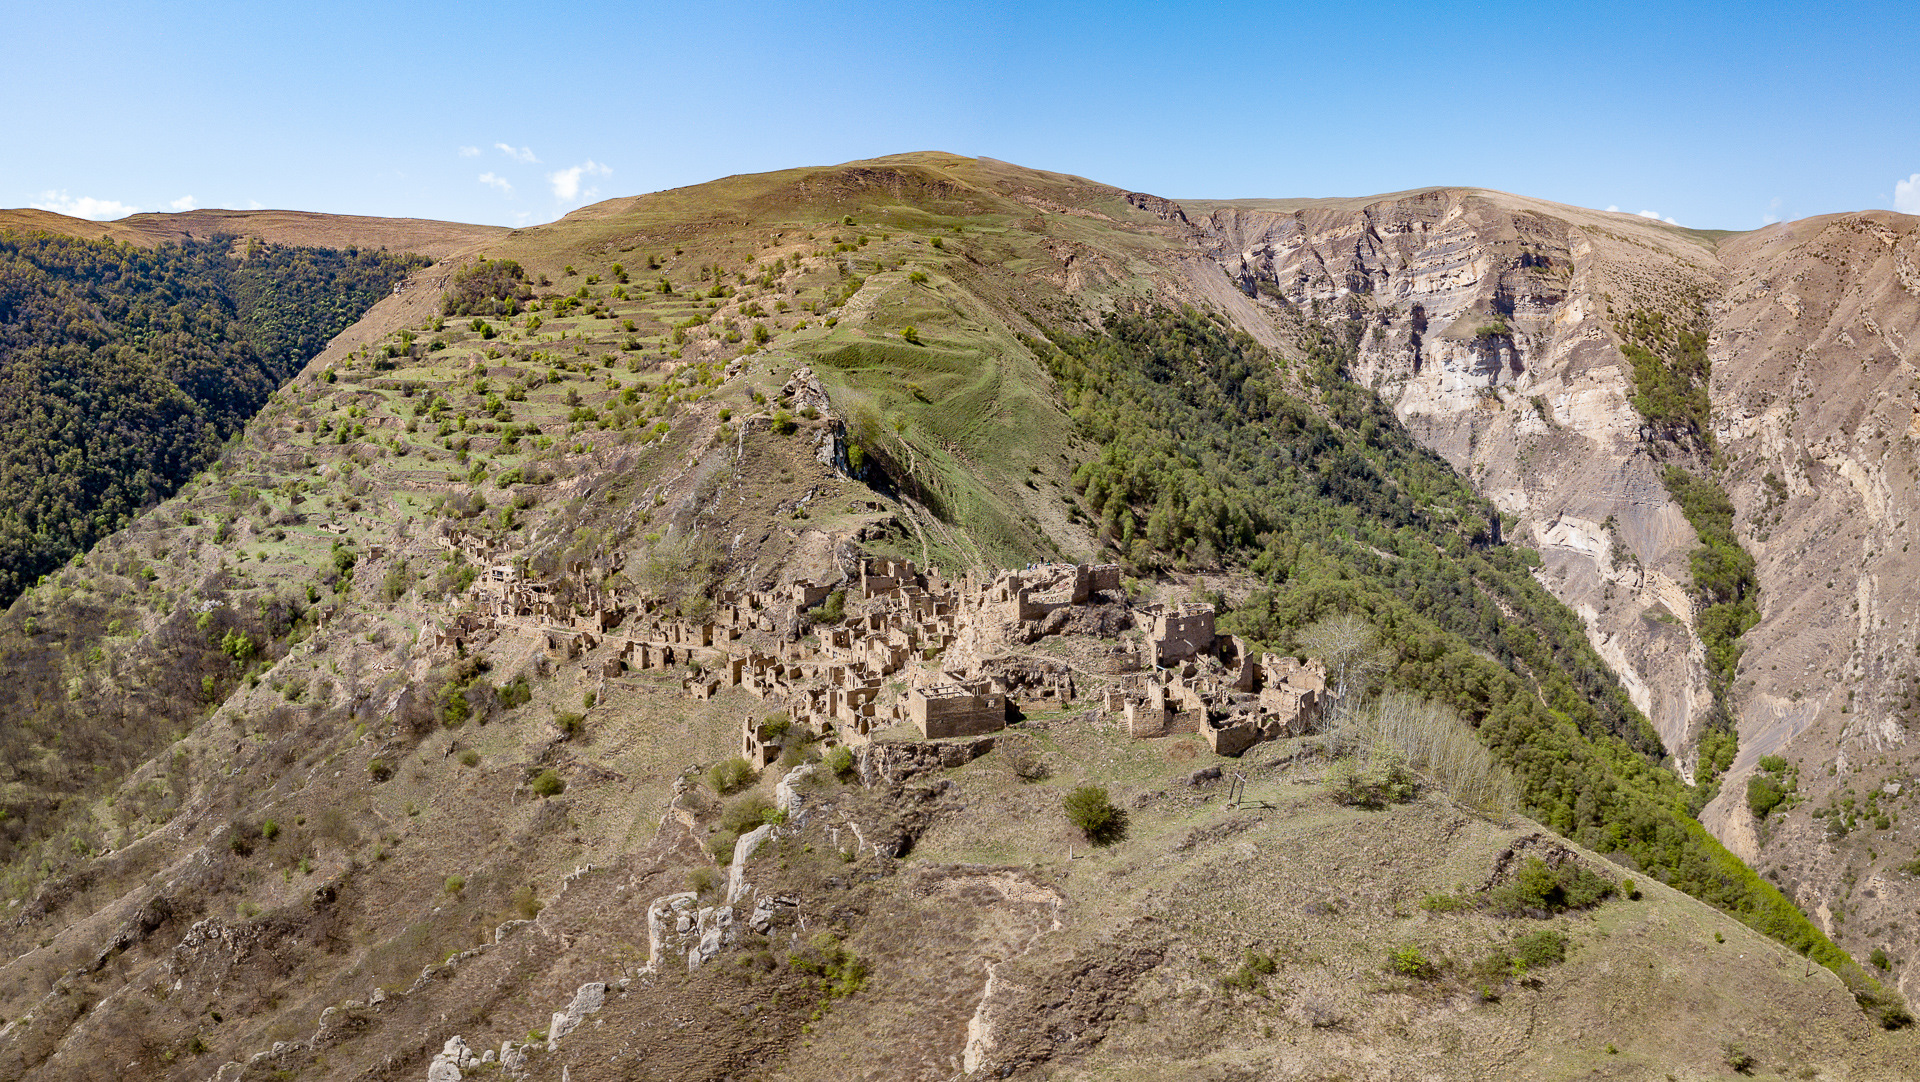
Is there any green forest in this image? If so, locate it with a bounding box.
[1037,308,1903,1022]
[0,231,426,603]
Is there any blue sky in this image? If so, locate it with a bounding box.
[7,0,1918,230]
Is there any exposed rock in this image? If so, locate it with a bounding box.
[775,761,817,817]
[427,1035,476,1081]
[727,824,774,903]
[547,982,606,1050]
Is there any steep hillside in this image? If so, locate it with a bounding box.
[1705,211,1920,987]
[0,154,1914,1078]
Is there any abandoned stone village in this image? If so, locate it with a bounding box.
[423,542,1329,764]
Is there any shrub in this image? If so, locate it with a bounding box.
[261,818,280,842]
[688,866,719,900]
[825,745,856,780]
[1870,946,1891,971]
[1328,753,1418,808]
[708,756,756,795]
[554,711,585,740]
[721,793,780,835]
[1221,948,1278,993]
[901,325,921,345]
[1387,944,1438,979]
[530,769,565,797]
[444,875,465,894]
[1486,857,1614,917]
[807,590,845,625]
[1064,785,1125,845]
[1747,773,1789,819]
[511,884,542,918]
[1722,1043,1755,1073]
[458,749,481,768]
[368,758,392,782]
[1853,980,1916,1029]
[1511,929,1568,970]
[498,676,532,708]
[789,933,868,999]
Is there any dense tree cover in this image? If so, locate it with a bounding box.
[1036,308,1879,998]
[0,231,425,603]
[440,258,531,317]
[1618,307,1711,444]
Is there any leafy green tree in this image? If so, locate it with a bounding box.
[1064,785,1124,844]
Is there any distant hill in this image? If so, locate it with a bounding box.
[0,206,505,258]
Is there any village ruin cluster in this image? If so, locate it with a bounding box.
[428,541,1328,761]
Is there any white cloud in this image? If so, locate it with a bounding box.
[246,200,264,210]
[1896,174,1920,215]
[1761,196,1783,226]
[1636,209,1679,225]
[1606,204,1621,212]
[496,143,539,164]
[29,190,138,220]
[170,195,196,211]
[479,172,513,195]
[548,159,611,201]
[459,145,480,157]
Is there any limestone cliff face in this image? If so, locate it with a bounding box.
[1184,190,1721,762]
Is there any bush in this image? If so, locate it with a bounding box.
[1511,929,1568,970]
[1328,753,1418,808]
[1747,773,1789,819]
[530,769,565,797]
[806,590,845,625]
[688,866,719,900]
[788,933,868,999]
[721,793,780,835]
[1486,857,1614,917]
[1221,948,1278,993]
[458,749,480,768]
[1387,944,1438,979]
[368,758,392,782]
[554,711,586,740]
[708,756,756,795]
[1723,1043,1755,1073]
[511,884,542,919]
[1064,785,1125,845]
[824,745,856,780]
[444,875,465,894]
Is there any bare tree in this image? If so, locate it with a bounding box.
[1297,612,1390,724]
